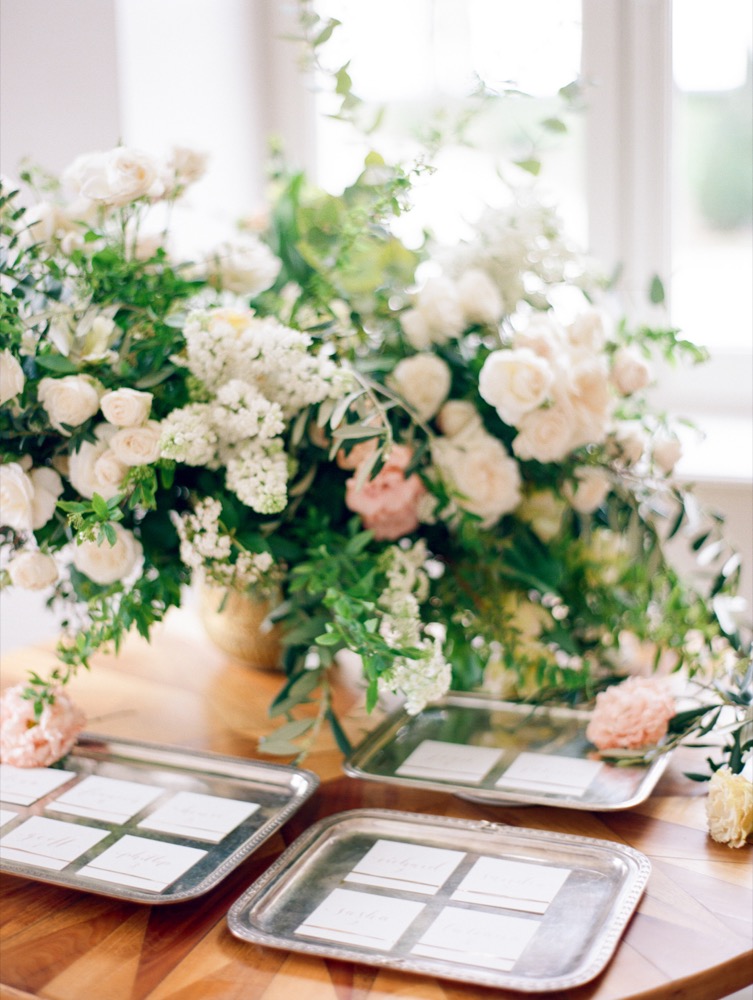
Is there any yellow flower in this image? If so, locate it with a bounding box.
[705,767,753,849]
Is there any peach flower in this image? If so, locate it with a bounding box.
[345,444,426,541]
[0,683,86,766]
[586,675,676,750]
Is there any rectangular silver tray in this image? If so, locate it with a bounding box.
[228,808,650,993]
[345,692,670,810]
[0,733,318,903]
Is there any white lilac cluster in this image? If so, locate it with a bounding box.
[376,542,452,714]
[224,438,290,515]
[172,496,276,592]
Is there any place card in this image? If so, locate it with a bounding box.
[47,775,163,824]
[451,856,571,913]
[0,816,108,871]
[0,764,76,806]
[295,887,425,950]
[137,790,260,843]
[0,809,19,829]
[77,834,207,892]
[396,740,504,784]
[344,838,466,895]
[412,906,539,972]
[495,752,603,797]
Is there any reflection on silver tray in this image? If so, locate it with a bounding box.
[344,692,671,810]
[0,733,318,904]
[228,808,651,993]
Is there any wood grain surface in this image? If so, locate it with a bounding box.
[0,610,751,1000]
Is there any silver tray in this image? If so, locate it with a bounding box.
[344,692,671,810]
[228,808,650,993]
[0,733,318,903]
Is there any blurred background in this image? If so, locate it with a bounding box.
[1,0,751,652]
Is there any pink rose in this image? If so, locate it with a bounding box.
[586,676,676,751]
[0,683,86,767]
[345,444,426,541]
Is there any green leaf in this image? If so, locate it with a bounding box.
[268,718,315,742]
[649,274,666,305]
[91,493,109,519]
[514,158,541,176]
[541,117,567,133]
[34,355,79,374]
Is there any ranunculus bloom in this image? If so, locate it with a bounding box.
[586,676,676,750]
[0,684,85,767]
[705,766,753,849]
[345,444,426,541]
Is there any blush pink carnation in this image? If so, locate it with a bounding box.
[345,444,426,541]
[586,676,676,751]
[0,683,86,767]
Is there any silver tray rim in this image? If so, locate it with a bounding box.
[0,731,319,904]
[344,691,672,811]
[227,806,652,993]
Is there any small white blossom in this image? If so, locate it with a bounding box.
[224,438,289,514]
[160,403,218,466]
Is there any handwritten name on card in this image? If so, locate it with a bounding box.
[0,764,76,806]
[48,775,163,824]
[296,888,425,950]
[412,906,539,972]
[495,752,603,797]
[451,856,571,913]
[138,791,259,842]
[0,816,108,871]
[78,834,207,892]
[396,740,504,784]
[345,838,466,894]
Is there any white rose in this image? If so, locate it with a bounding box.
[566,359,613,448]
[100,388,153,427]
[72,523,143,585]
[456,268,504,326]
[29,467,63,529]
[567,308,610,353]
[611,346,653,396]
[209,238,281,296]
[609,422,647,467]
[400,308,432,350]
[516,489,566,541]
[38,375,102,434]
[513,314,566,362]
[0,462,34,531]
[653,433,682,475]
[108,421,162,466]
[166,145,208,190]
[432,433,521,528]
[436,400,484,442]
[414,276,465,342]
[68,425,126,500]
[0,350,25,405]
[564,466,612,513]
[81,146,163,206]
[7,550,58,590]
[62,150,109,200]
[512,402,575,463]
[478,348,554,426]
[391,354,451,422]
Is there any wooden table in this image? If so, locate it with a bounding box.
[1,611,751,1000]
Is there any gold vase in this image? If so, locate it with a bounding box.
[198,583,283,670]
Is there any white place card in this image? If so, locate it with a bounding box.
[451,856,571,914]
[344,838,466,895]
[396,740,504,784]
[0,809,19,829]
[138,791,260,843]
[77,834,207,892]
[495,752,603,797]
[295,887,425,950]
[47,775,163,824]
[0,816,108,871]
[0,764,76,806]
[412,906,538,972]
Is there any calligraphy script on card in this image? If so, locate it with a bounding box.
[48,775,163,824]
[345,838,466,894]
[77,834,207,892]
[296,887,425,950]
[396,740,504,784]
[451,856,571,913]
[0,816,109,871]
[495,752,603,797]
[0,764,76,806]
[138,791,260,842]
[412,906,539,971]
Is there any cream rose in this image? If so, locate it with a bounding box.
[564,466,612,514]
[38,375,102,434]
[209,239,281,296]
[413,276,465,342]
[436,400,484,441]
[478,348,554,426]
[391,354,451,422]
[72,523,143,585]
[80,146,163,206]
[609,422,647,467]
[7,550,58,590]
[0,349,25,405]
[568,308,610,353]
[29,467,63,529]
[611,346,653,396]
[566,359,613,447]
[0,462,34,531]
[705,766,753,849]
[512,402,575,464]
[432,433,521,528]
[68,425,126,500]
[513,315,566,362]
[109,421,162,466]
[653,433,682,475]
[456,268,504,326]
[101,387,153,427]
[400,308,432,350]
[166,145,209,191]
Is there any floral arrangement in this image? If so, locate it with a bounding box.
[0,48,750,849]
